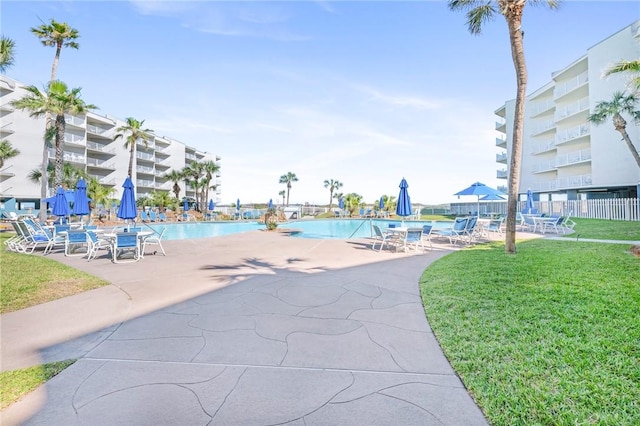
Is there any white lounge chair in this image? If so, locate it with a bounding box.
[141,227,166,257]
[371,225,398,252]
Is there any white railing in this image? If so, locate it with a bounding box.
[64,114,85,126]
[136,151,154,161]
[86,141,115,154]
[554,97,589,122]
[136,165,155,174]
[496,169,508,179]
[531,138,556,154]
[48,149,86,163]
[531,119,555,136]
[556,174,592,189]
[529,99,554,117]
[136,179,155,187]
[86,158,115,169]
[556,123,590,145]
[496,137,507,147]
[136,138,154,149]
[554,71,588,98]
[496,152,507,162]
[86,124,110,136]
[556,149,591,167]
[63,133,85,145]
[88,174,116,185]
[532,159,556,173]
[495,119,506,130]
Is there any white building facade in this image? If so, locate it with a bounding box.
[495,20,640,203]
[0,75,221,214]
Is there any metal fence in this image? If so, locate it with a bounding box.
[450,198,640,221]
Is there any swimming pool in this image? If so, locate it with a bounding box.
[146,219,452,241]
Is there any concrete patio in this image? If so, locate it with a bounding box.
[1,231,488,425]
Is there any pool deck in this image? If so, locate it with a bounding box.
[1,231,492,425]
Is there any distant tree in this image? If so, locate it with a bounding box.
[0,139,19,168]
[279,190,286,205]
[201,160,221,209]
[279,172,298,206]
[28,162,87,189]
[164,169,184,199]
[86,177,115,210]
[0,36,16,72]
[31,18,80,221]
[605,59,640,93]
[344,193,363,216]
[181,162,205,211]
[448,0,560,254]
[12,80,97,189]
[588,91,640,168]
[113,117,153,178]
[323,179,343,208]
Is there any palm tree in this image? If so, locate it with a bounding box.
[12,80,97,189]
[344,192,363,217]
[28,162,87,189]
[0,36,16,72]
[113,117,153,178]
[323,179,343,208]
[201,160,221,209]
[31,19,80,221]
[279,190,286,205]
[0,139,19,168]
[279,172,298,206]
[164,169,184,199]
[448,0,560,254]
[605,60,640,93]
[181,162,205,211]
[588,91,640,168]
[86,177,115,210]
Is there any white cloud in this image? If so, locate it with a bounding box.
[353,85,442,110]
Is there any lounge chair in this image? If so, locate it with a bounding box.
[86,231,111,260]
[19,219,55,254]
[371,225,398,252]
[433,217,468,244]
[486,217,505,235]
[140,211,149,222]
[461,216,479,244]
[112,232,140,263]
[561,213,576,233]
[541,215,563,234]
[158,212,167,222]
[141,226,166,257]
[65,230,89,257]
[421,224,434,249]
[149,211,157,222]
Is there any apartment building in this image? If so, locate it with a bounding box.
[495,20,640,202]
[0,75,221,213]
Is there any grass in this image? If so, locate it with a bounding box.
[566,218,640,241]
[0,360,76,410]
[0,233,109,314]
[420,239,640,425]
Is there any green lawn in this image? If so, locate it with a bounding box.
[567,218,640,241]
[0,233,109,314]
[420,239,640,425]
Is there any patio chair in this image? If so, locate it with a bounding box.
[46,224,71,254]
[112,232,140,263]
[542,215,563,234]
[149,211,157,222]
[141,226,166,258]
[87,231,111,261]
[6,221,28,252]
[433,217,468,244]
[371,225,398,252]
[402,227,425,252]
[461,216,479,244]
[65,230,89,257]
[140,211,150,222]
[421,224,434,249]
[19,220,55,254]
[561,213,576,233]
[486,217,504,235]
[158,212,167,222]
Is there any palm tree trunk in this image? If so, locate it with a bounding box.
[615,118,640,168]
[39,134,49,221]
[329,189,333,208]
[504,4,527,255]
[128,143,135,177]
[51,44,61,82]
[54,114,65,188]
[286,184,291,206]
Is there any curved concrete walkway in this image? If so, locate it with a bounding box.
[1,231,488,425]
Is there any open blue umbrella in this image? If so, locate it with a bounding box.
[455,182,505,217]
[117,177,137,221]
[73,178,90,216]
[396,178,412,221]
[51,187,70,218]
[208,199,215,211]
[268,199,273,209]
[525,189,535,214]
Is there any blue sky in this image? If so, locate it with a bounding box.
[3,1,639,205]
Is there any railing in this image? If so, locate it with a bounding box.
[63,133,85,145]
[86,141,115,154]
[495,119,506,130]
[496,169,508,179]
[554,71,588,99]
[496,152,508,162]
[86,124,110,136]
[48,149,86,163]
[529,99,554,117]
[136,165,155,174]
[136,139,154,150]
[496,137,506,147]
[185,153,197,161]
[136,179,155,188]
[530,119,555,136]
[88,174,116,185]
[0,103,14,112]
[556,149,591,167]
[556,123,590,145]
[556,174,592,189]
[554,97,589,122]
[86,158,115,169]
[136,151,155,161]
[531,138,556,154]
[64,114,85,126]
[532,159,556,173]
[0,122,14,134]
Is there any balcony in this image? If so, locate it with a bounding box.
[0,79,16,92]
[497,185,508,193]
[531,138,556,155]
[556,149,591,168]
[64,114,85,127]
[532,159,557,173]
[554,97,589,123]
[495,137,507,148]
[529,99,554,118]
[136,179,155,188]
[86,158,116,170]
[496,169,508,179]
[530,119,555,137]
[554,71,588,99]
[136,151,155,161]
[0,122,14,136]
[86,124,112,138]
[86,141,116,154]
[556,123,590,145]
[495,119,506,132]
[48,149,86,164]
[532,180,557,192]
[88,174,116,186]
[136,165,155,174]
[185,153,197,161]
[0,103,14,113]
[63,133,85,146]
[496,152,507,163]
[556,174,592,189]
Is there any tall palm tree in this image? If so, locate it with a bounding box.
[12,80,97,189]
[31,19,80,221]
[279,172,298,206]
[448,0,560,254]
[323,179,343,208]
[605,60,640,93]
[201,160,221,209]
[0,139,19,168]
[28,162,87,189]
[113,117,153,178]
[0,36,16,72]
[164,169,184,199]
[182,162,205,211]
[279,190,286,205]
[588,91,640,168]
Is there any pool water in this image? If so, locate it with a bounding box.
[147,219,452,241]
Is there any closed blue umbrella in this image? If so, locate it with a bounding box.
[183,199,189,212]
[208,199,215,211]
[73,178,90,216]
[396,178,412,220]
[339,198,344,210]
[379,196,384,210]
[236,199,240,210]
[52,187,70,218]
[117,177,137,221]
[525,189,535,214]
[268,199,273,209]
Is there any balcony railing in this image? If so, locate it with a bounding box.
[136,151,155,161]
[556,174,592,189]
[88,174,116,185]
[529,99,554,117]
[496,169,508,179]
[556,123,590,145]
[0,123,14,135]
[64,114,85,126]
[136,165,155,174]
[63,133,85,145]
[530,119,555,136]
[531,138,556,155]
[86,124,111,136]
[136,179,155,188]
[48,149,86,164]
[556,149,591,167]
[532,159,557,173]
[86,141,115,154]
[554,71,588,99]
[495,119,506,131]
[554,97,589,122]
[86,158,116,169]
[496,152,508,162]
[496,137,507,147]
